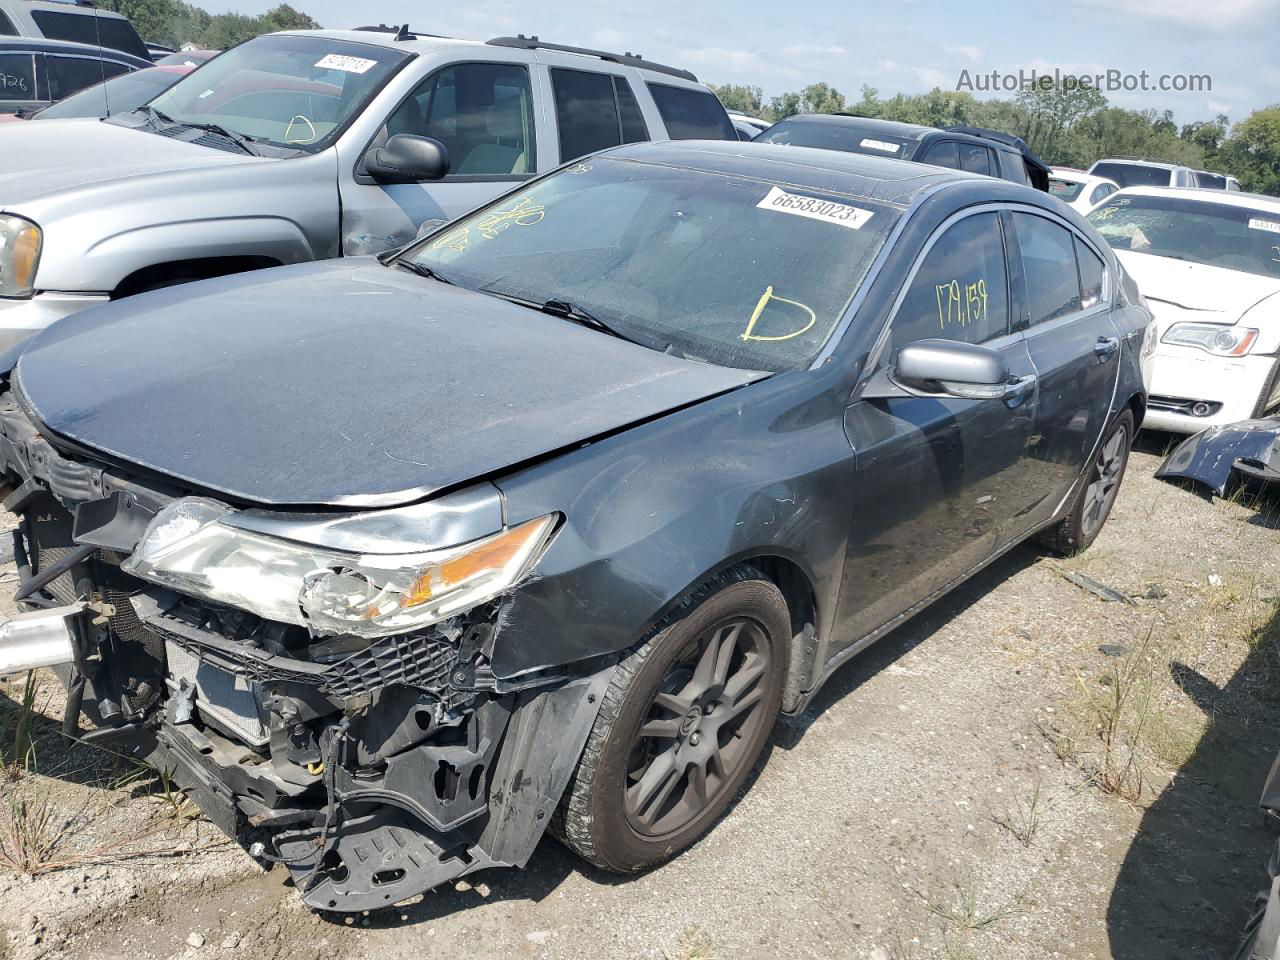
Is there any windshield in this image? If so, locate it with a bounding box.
[36,68,179,120]
[1089,194,1280,279]
[146,34,407,153]
[1195,171,1227,189]
[755,118,916,159]
[1048,177,1084,202]
[1090,162,1173,188]
[403,158,899,372]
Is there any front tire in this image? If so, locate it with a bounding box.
[552,570,788,873]
[1038,409,1134,556]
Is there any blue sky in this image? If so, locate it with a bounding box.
[204,0,1280,124]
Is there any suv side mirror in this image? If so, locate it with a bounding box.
[364,135,449,183]
[895,339,1010,399]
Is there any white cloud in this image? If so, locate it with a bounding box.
[1074,0,1275,26]
[945,45,984,65]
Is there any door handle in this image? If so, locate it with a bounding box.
[1094,336,1120,361]
[1002,374,1036,408]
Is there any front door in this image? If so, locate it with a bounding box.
[337,60,542,255]
[835,210,1039,652]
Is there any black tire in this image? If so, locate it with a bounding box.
[552,569,788,873]
[1252,358,1280,419]
[1038,409,1134,557]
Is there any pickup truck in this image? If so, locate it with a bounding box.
[0,27,735,349]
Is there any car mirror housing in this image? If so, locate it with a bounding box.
[894,338,1010,400]
[365,135,450,184]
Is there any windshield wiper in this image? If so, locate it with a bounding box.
[132,104,176,127]
[539,299,636,341]
[174,119,260,155]
[394,260,454,285]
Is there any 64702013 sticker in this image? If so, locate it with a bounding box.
[756,186,873,230]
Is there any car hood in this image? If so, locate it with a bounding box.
[13,260,766,507]
[1116,250,1280,333]
[0,118,263,208]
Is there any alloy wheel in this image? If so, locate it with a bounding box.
[1081,422,1129,539]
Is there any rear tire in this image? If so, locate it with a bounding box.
[1038,410,1134,557]
[552,570,788,873]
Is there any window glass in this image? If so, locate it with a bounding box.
[1012,213,1083,325]
[1049,178,1084,202]
[1089,184,1113,205]
[1195,171,1227,189]
[0,52,37,100]
[892,212,1010,349]
[552,67,622,161]
[919,140,960,169]
[48,55,131,99]
[1076,237,1106,309]
[614,76,647,142]
[0,10,16,35]
[388,62,534,175]
[147,34,407,153]
[31,11,148,59]
[408,158,900,373]
[958,142,991,175]
[1090,162,1174,188]
[36,66,178,119]
[1088,193,1280,279]
[646,82,734,140]
[755,118,914,157]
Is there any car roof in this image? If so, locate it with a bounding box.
[9,0,131,19]
[1108,185,1280,212]
[602,139,1033,207]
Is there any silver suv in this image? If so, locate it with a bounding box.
[0,28,734,349]
[0,0,151,60]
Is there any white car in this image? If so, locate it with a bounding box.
[1088,157,1199,189]
[1049,167,1120,213]
[1087,187,1280,433]
[727,110,770,140]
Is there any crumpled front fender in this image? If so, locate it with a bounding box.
[1154,417,1280,496]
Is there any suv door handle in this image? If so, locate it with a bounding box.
[1095,336,1120,361]
[1003,374,1036,408]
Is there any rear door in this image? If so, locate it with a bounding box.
[338,58,547,255]
[1004,209,1120,535]
[836,209,1039,651]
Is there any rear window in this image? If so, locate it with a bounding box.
[646,82,734,140]
[47,54,133,99]
[1195,171,1227,189]
[1049,177,1085,202]
[0,52,38,101]
[551,68,648,162]
[1090,162,1173,189]
[30,10,149,60]
[0,10,16,35]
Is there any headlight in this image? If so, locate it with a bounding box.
[122,498,557,638]
[0,215,42,299]
[1161,322,1258,357]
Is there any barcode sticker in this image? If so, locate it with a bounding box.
[756,186,874,230]
[1248,218,1280,234]
[860,138,901,153]
[315,54,378,74]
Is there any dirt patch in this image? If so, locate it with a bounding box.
[2,442,1279,960]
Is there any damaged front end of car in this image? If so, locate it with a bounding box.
[0,388,615,912]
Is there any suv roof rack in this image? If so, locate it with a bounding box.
[486,34,697,82]
[353,23,449,41]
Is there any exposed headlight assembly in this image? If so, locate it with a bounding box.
[123,498,557,638]
[1162,322,1258,357]
[0,215,42,299]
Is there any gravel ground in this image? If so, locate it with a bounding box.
[2,439,1279,960]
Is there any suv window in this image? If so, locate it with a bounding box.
[893,212,1010,349]
[918,139,960,169]
[1075,236,1106,309]
[646,82,734,140]
[958,142,992,176]
[389,62,535,176]
[30,10,148,60]
[1090,162,1173,188]
[1012,213,1083,325]
[0,10,15,35]
[0,51,37,100]
[552,67,646,162]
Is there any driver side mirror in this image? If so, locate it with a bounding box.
[893,339,1010,399]
[364,134,449,184]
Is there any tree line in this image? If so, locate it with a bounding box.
[98,0,319,51]
[712,80,1280,196]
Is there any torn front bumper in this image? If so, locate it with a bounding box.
[0,389,613,912]
[1154,416,1280,496]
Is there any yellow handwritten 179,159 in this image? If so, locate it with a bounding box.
[935,277,988,330]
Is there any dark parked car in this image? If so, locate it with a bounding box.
[756,114,1051,189]
[0,140,1149,912]
[22,62,194,120]
[0,35,150,114]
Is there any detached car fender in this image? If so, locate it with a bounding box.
[1155,416,1280,495]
